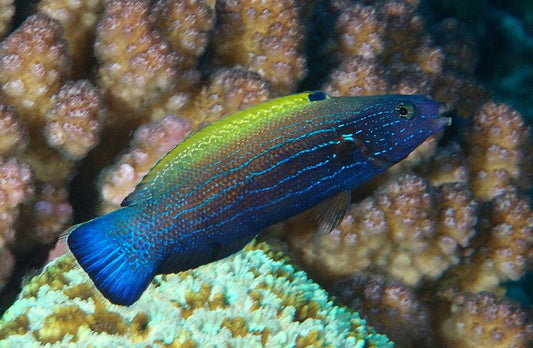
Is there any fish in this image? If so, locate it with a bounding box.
[67,91,451,306]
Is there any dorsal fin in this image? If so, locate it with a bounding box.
[121,184,153,207]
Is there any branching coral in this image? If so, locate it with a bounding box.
[0,243,392,347]
[0,14,69,131]
[325,0,442,96]
[152,0,215,71]
[0,13,106,184]
[37,0,106,78]
[0,1,531,346]
[0,0,14,39]
[465,102,531,201]
[0,158,33,291]
[212,0,307,93]
[99,115,191,214]
[177,67,273,128]
[0,13,105,291]
[324,0,487,114]
[44,80,106,160]
[439,292,533,348]
[281,173,478,287]
[0,97,27,157]
[95,0,180,118]
[442,191,533,295]
[0,158,34,252]
[333,274,435,347]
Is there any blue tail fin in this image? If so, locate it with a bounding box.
[67,209,159,306]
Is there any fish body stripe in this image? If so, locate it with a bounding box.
[143,100,385,253]
[67,92,449,305]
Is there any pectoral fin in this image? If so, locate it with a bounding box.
[315,191,350,235]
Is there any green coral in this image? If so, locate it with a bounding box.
[0,242,392,347]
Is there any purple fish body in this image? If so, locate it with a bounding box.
[67,91,450,305]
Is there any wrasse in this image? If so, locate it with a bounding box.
[67,91,451,305]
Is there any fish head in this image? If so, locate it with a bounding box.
[343,94,452,167]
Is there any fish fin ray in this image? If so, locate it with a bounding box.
[315,191,350,235]
[67,210,160,306]
[121,185,153,207]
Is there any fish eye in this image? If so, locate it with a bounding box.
[396,102,414,119]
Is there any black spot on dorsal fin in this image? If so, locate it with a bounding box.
[308,91,328,102]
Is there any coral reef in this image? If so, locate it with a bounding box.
[0,97,27,157]
[44,80,106,160]
[439,291,533,348]
[212,0,307,93]
[0,14,69,136]
[333,274,435,347]
[0,0,14,39]
[279,173,478,286]
[99,115,191,214]
[37,0,106,78]
[152,0,215,71]
[176,68,273,128]
[0,158,33,291]
[0,0,531,346]
[0,13,105,293]
[465,102,531,201]
[0,242,392,347]
[442,191,533,294]
[95,0,180,119]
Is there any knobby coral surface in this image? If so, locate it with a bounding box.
[0,242,392,347]
[0,12,106,293]
[333,274,435,347]
[213,0,307,93]
[0,0,14,39]
[0,1,531,347]
[439,292,533,348]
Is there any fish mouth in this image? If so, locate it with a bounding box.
[434,102,454,128]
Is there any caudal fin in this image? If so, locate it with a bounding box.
[67,210,158,306]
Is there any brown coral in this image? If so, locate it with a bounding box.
[330,0,443,83]
[439,292,533,348]
[0,0,14,39]
[95,0,179,118]
[447,191,533,294]
[333,274,435,347]
[178,68,273,128]
[152,0,215,70]
[280,173,478,286]
[37,0,106,78]
[44,80,106,160]
[0,13,84,184]
[0,98,27,157]
[212,0,307,93]
[333,1,385,60]
[22,182,73,246]
[465,102,531,201]
[0,14,70,128]
[323,56,386,97]
[325,0,487,115]
[99,115,191,214]
[0,158,33,290]
[0,158,34,248]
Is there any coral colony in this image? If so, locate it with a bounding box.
[0,0,532,347]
